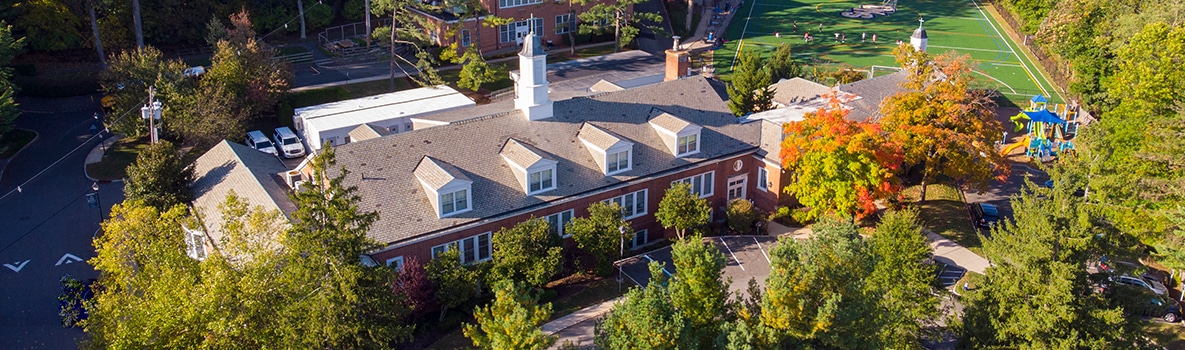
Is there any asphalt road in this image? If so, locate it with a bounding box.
[0,95,120,349]
[962,163,1049,231]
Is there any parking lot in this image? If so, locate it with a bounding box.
[617,235,781,296]
[963,163,1049,231]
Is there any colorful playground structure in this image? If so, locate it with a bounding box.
[1002,95,1080,160]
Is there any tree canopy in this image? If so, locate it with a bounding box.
[463,281,556,350]
[122,140,194,211]
[595,261,696,349]
[490,217,564,289]
[577,0,661,52]
[568,202,631,276]
[655,182,711,240]
[726,50,774,117]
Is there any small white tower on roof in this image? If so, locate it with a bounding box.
[910,17,928,52]
[515,30,553,121]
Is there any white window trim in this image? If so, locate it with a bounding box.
[439,186,472,217]
[386,256,405,272]
[757,168,769,192]
[527,167,557,194]
[606,148,632,175]
[602,189,648,220]
[676,132,701,157]
[431,232,492,265]
[672,171,715,198]
[555,14,572,34]
[546,209,575,238]
[460,29,471,47]
[630,229,651,249]
[498,0,544,9]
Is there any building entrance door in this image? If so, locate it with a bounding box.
[727,175,747,201]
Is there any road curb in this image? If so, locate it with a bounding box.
[83,135,125,183]
[0,128,39,185]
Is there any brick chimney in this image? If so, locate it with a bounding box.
[665,36,690,81]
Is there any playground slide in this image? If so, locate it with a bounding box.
[1001,136,1030,155]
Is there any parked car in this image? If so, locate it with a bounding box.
[272,127,306,159]
[245,130,278,156]
[1111,274,1168,296]
[1138,294,1182,323]
[971,203,1000,228]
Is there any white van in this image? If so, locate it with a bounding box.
[272,127,306,159]
[245,130,278,156]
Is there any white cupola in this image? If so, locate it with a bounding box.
[514,31,553,121]
[910,18,928,53]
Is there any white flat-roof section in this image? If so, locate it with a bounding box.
[294,86,476,150]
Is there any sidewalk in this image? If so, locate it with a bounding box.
[926,229,990,274]
[542,297,619,346]
[83,135,122,182]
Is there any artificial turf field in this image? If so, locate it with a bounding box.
[710,0,1064,104]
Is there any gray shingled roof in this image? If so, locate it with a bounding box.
[501,139,552,169]
[191,140,296,240]
[578,123,628,151]
[838,70,908,122]
[349,124,385,142]
[414,157,472,190]
[649,111,695,134]
[333,75,761,244]
[770,77,833,106]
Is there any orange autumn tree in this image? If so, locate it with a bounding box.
[880,45,1010,201]
[780,94,904,220]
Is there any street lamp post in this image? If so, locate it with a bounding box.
[140,87,162,144]
[91,182,102,222]
[618,225,626,292]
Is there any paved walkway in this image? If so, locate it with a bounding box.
[926,230,990,274]
[542,297,620,346]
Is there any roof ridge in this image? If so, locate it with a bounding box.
[452,109,518,125]
[221,141,290,218]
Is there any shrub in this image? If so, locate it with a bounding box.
[726,199,758,233]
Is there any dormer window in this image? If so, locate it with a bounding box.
[607,150,630,173]
[501,139,559,195]
[414,156,474,218]
[440,189,469,215]
[579,123,635,176]
[528,169,554,192]
[649,110,703,158]
[677,134,698,155]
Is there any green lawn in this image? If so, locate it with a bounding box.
[85,137,150,181]
[712,0,1062,105]
[0,128,36,159]
[1144,322,1185,349]
[903,183,983,256]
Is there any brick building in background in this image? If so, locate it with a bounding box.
[411,0,620,54]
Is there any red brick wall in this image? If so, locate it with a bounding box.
[371,151,769,264]
[419,0,619,55]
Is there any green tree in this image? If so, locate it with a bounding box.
[278,145,413,347]
[760,216,876,348]
[780,96,903,220]
[568,202,631,276]
[725,198,758,233]
[577,0,661,52]
[123,140,194,211]
[669,236,730,347]
[456,46,500,91]
[726,50,773,116]
[956,184,1147,349]
[203,15,226,46]
[463,281,556,350]
[371,0,444,89]
[490,217,563,289]
[0,21,20,145]
[595,261,696,349]
[98,46,187,137]
[879,47,1010,202]
[12,0,84,51]
[768,43,801,82]
[427,248,478,321]
[865,208,938,349]
[655,182,710,240]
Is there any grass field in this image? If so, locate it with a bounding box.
[711,0,1063,104]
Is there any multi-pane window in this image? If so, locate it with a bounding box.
[603,189,648,219]
[555,14,572,34]
[672,171,714,198]
[757,168,769,191]
[431,232,492,264]
[461,29,471,47]
[632,229,649,249]
[441,189,469,215]
[677,134,699,155]
[546,210,575,238]
[499,18,545,43]
[499,0,543,8]
[607,150,630,173]
[386,256,405,272]
[528,168,555,193]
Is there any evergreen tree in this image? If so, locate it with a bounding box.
[727,50,773,116]
[576,0,662,52]
[123,140,194,211]
[768,43,801,82]
[595,261,696,349]
[669,236,730,347]
[865,208,939,349]
[463,281,556,350]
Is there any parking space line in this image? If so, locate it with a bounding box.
[718,237,745,271]
[753,237,771,264]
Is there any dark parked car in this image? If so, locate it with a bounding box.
[972,203,1000,228]
[1139,295,1182,323]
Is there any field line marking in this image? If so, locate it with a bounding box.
[731,0,761,70]
[972,69,1017,94]
[967,0,1053,99]
[719,237,745,271]
[928,44,1011,54]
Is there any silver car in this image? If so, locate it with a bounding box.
[1112,275,1168,296]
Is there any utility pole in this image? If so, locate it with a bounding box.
[365,0,372,49]
[298,0,307,39]
[141,87,162,144]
